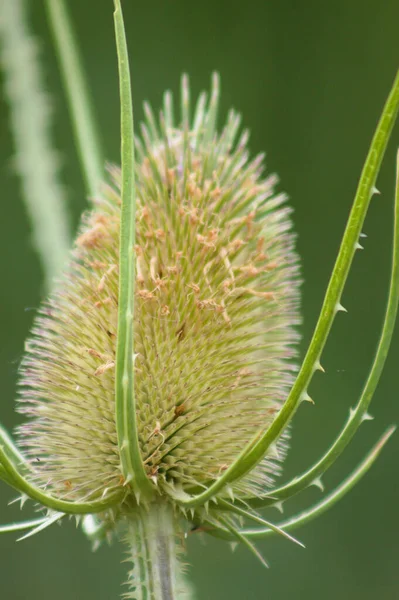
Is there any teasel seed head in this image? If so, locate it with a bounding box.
[16,75,300,520]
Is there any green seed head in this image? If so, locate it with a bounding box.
[1,1,398,595]
[16,76,300,516]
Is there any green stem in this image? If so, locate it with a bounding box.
[126,503,192,600]
[44,0,104,198]
[0,0,71,289]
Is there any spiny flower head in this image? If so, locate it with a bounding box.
[1,3,398,597]
[16,74,300,517]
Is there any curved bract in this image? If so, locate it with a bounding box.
[244,142,399,511]
[169,69,399,510]
[113,0,155,503]
[202,426,396,542]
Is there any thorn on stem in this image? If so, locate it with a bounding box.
[335,302,347,313]
[311,477,324,492]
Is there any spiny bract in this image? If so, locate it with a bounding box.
[16,75,300,518]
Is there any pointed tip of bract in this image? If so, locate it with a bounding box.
[211,71,220,96]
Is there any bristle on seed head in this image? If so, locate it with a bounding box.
[16,76,301,511]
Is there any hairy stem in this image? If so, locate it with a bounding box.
[0,0,71,289]
[125,503,193,600]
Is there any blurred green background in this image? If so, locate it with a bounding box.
[0,0,398,598]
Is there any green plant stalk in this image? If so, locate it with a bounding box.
[44,0,104,198]
[172,69,399,509]
[125,503,188,600]
[113,0,155,501]
[0,0,71,289]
